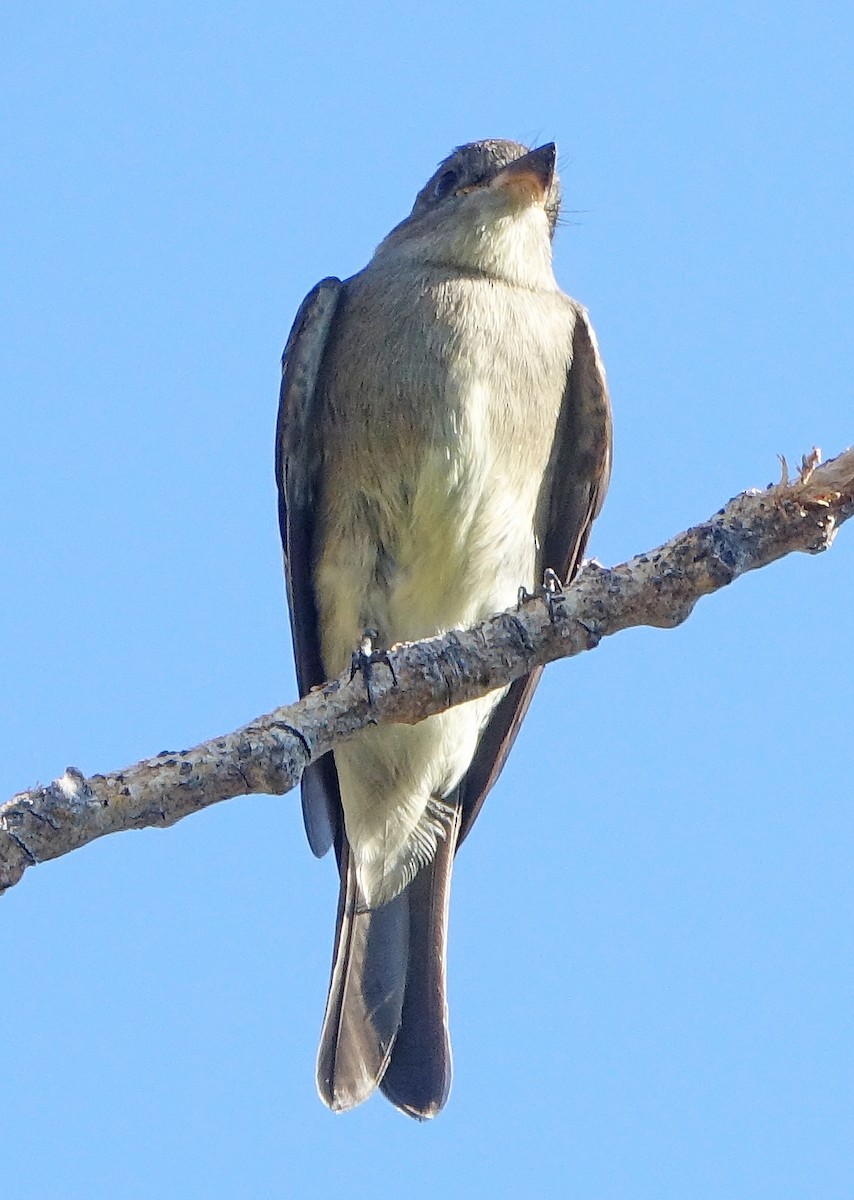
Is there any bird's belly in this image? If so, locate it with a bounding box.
[315,361,559,905]
[385,454,538,640]
[318,392,547,662]
[315,421,544,905]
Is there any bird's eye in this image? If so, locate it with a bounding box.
[432,169,458,199]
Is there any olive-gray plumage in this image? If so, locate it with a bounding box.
[276,139,612,1118]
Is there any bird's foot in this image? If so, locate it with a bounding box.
[541,568,566,622]
[517,568,565,623]
[349,628,397,705]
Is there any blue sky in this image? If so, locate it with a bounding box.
[2,3,853,1197]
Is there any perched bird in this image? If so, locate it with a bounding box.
[276,139,612,1118]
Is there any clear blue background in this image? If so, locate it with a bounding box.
[2,3,852,1197]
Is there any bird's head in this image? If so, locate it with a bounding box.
[374,140,561,290]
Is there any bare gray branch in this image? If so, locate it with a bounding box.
[3,445,851,895]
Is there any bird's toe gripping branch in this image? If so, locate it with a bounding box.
[349,628,398,706]
[517,567,566,623]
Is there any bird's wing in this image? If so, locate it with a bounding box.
[275,276,344,856]
[458,303,613,841]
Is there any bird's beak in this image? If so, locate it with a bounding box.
[490,143,556,205]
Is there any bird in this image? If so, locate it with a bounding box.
[275,139,612,1119]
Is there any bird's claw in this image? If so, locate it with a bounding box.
[541,568,565,623]
[350,628,397,705]
[516,585,534,610]
[517,569,566,622]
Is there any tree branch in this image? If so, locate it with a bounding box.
[3,446,852,895]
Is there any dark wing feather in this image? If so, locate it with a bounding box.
[275,277,344,856]
[540,304,612,581]
[459,303,612,841]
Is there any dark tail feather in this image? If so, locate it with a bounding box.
[316,842,409,1112]
[380,802,462,1119]
[317,802,461,1118]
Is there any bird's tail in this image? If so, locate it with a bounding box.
[317,802,461,1119]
